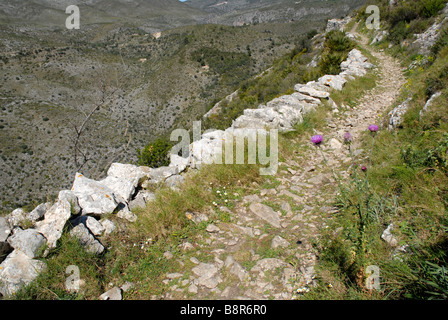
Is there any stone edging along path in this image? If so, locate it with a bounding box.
[0,27,405,299]
[155,33,406,300]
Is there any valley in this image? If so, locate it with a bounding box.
[0,0,366,211]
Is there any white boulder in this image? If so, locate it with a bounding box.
[71,173,119,216]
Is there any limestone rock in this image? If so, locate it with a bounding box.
[388,98,412,130]
[265,94,303,109]
[328,138,343,150]
[340,49,374,78]
[99,175,136,203]
[71,173,119,216]
[85,217,105,236]
[70,216,105,236]
[297,85,330,99]
[413,17,448,55]
[370,30,389,45]
[206,224,220,233]
[102,163,151,203]
[0,250,46,297]
[280,201,293,217]
[381,224,398,247]
[7,228,47,259]
[116,203,138,222]
[70,224,105,255]
[326,17,351,32]
[0,217,11,242]
[35,199,72,253]
[165,174,185,189]
[420,91,442,119]
[224,256,249,282]
[290,92,321,104]
[99,287,122,300]
[192,262,222,289]
[7,208,27,228]
[28,203,51,222]
[248,203,281,228]
[318,75,347,91]
[107,163,148,188]
[189,130,225,168]
[147,166,179,184]
[271,235,289,249]
[169,154,190,173]
[58,190,81,215]
[128,190,156,211]
[251,258,289,273]
[100,219,116,235]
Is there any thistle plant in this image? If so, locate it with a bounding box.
[311,124,380,257]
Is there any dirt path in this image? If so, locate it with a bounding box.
[155,30,406,300]
[338,30,406,146]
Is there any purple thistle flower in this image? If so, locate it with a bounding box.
[368,124,379,132]
[343,132,352,143]
[311,135,323,145]
[361,166,367,172]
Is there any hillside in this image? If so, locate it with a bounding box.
[1,0,448,303]
[0,0,366,212]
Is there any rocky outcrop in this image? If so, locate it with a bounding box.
[326,17,351,33]
[0,250,46,297]
[35,199,72,254]
[340,49,375,79]
[370,30,389,45]
[203,90,239,119]
[413,17,448,55]
[420,91,442,119]
[0,161,185,297]
[388,97,412,130]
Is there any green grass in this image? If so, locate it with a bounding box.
[304,0,448,300]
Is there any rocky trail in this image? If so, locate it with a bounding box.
[155,31,406,300]
[0,24,407,300]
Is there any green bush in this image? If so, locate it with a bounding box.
[319,52,347,75]
[137,138,172,168]
[432,25,448,55]
[420,0,447,18]
[318,30,354,75]
[324,30,354,52]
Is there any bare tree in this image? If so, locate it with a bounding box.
[69,51,134,178]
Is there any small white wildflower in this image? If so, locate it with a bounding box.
[216,190,221,194]
[328,283,333,288]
